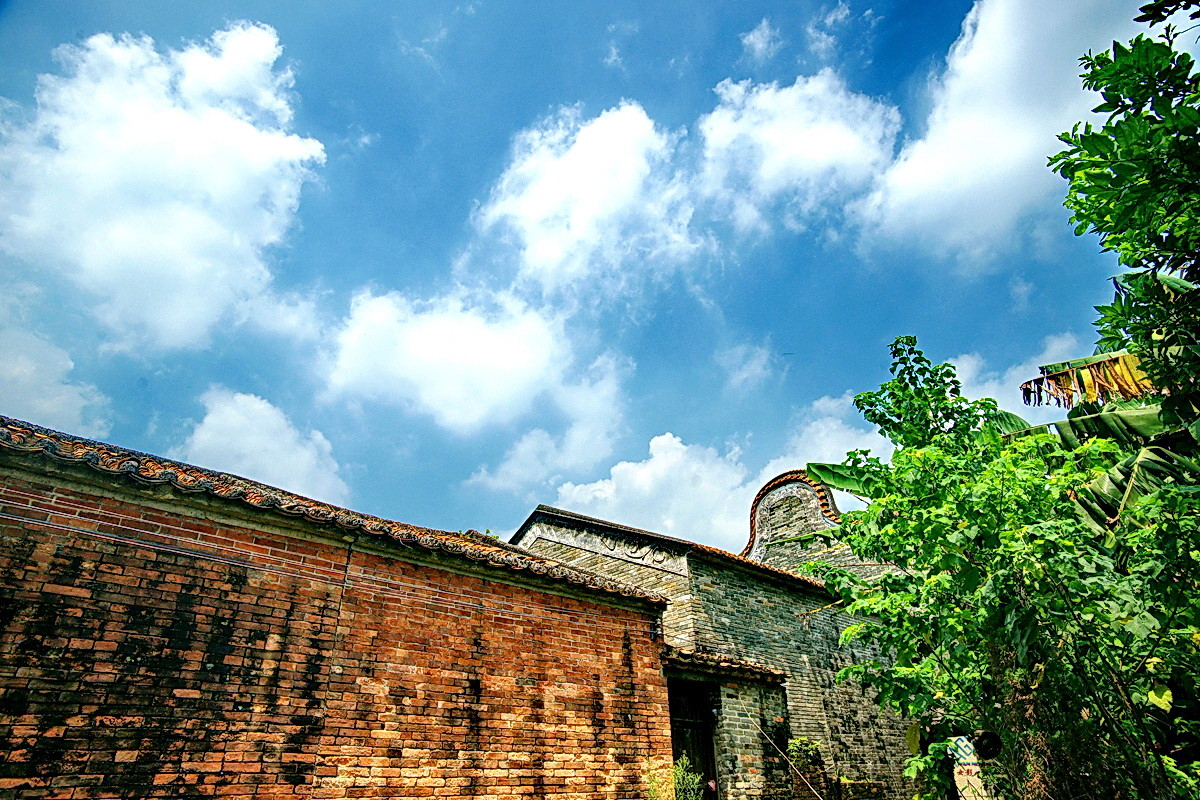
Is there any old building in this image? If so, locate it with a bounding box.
[0,415,673,798]
[512,471,909,800]
[0,412,908,799]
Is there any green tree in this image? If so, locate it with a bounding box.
[801,5,1200,797]
[1050,9,1200,426]
[808,337,1200,800]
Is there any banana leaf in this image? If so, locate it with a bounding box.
[1039,351,1132,376]
[1006,404,1170,450]
[805,461,878,500]
[1073,434,1200,537]
[991,409,1034,435]
[1066,398,1149,419]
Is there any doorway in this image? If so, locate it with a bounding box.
[667,677,720,800]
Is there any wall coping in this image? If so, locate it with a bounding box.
[742,470,842,558]
[0,414,666,608]
[662,646,787,683]
[515,505,828,595]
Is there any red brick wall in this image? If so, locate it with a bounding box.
[0,464,672,799]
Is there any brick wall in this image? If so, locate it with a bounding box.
[686,559,908,800]
[0,461,672,799]
[518,514,910,800]
[710,681,791,800]
[519,521,696,651]
[752,484,888,581]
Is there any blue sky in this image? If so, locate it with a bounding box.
[0,0,1155,550]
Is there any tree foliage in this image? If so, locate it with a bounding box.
[1050,21,1200,426]
[1135,0,1200,26]
[1093,271,1200,427]
[1051,33,1200,281]
[802,6,1200,797]
[810,337,1200,799]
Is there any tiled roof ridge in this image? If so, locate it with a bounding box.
[523,504,826,592]
[741,470,841,558]
[689,541,826,590]
[0,415,666,606]
[661,645,786,680]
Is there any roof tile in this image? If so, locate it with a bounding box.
[0,415,666,606]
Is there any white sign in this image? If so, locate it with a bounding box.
[949,736,989,800]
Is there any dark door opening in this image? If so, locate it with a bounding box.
[667,677,720,800]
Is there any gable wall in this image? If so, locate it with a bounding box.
[0,463,672,799]
[753,483,890,581]
[518,520,697,651]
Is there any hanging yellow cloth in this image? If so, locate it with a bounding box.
[1019,351,1155,408]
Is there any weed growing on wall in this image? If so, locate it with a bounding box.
[645,755,705,800]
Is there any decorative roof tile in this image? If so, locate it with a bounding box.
[0,415,665,606]
[662,646,786,681]
[741,470,841,558]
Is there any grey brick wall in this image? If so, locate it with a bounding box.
[688,559,908,797]
[753,482,890,581]
[518,513,910,799]
[712,680,792,799]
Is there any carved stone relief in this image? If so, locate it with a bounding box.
[534,522,687,575]
[597,533,669,564]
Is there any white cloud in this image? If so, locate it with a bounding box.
[716,343,773,392]
[555,433,754,550]
[696,70,900,232]
[239,291,324,342]
[325,290,567,434]
[806,2,850,60]
[951,332,1081,424]
[741,19,783,64]
[478,102,701,294]
[858,0,1141,262]
[758,392,889,480]
[603,20,638,71]
[471,354,628,493]
[172,387,350,505]
[470,64,901,301]
[550,394,888,550]
[1009,276,1034,311]
[327,288,633,493]
[399,23,450,72]
[604,43,624,70]
[0,23,324,349]
[752,392,889,513]
[0,327,110,437]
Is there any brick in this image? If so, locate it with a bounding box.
[0,461,672,799]
[522,506,912,800]
[42,583,92,598]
